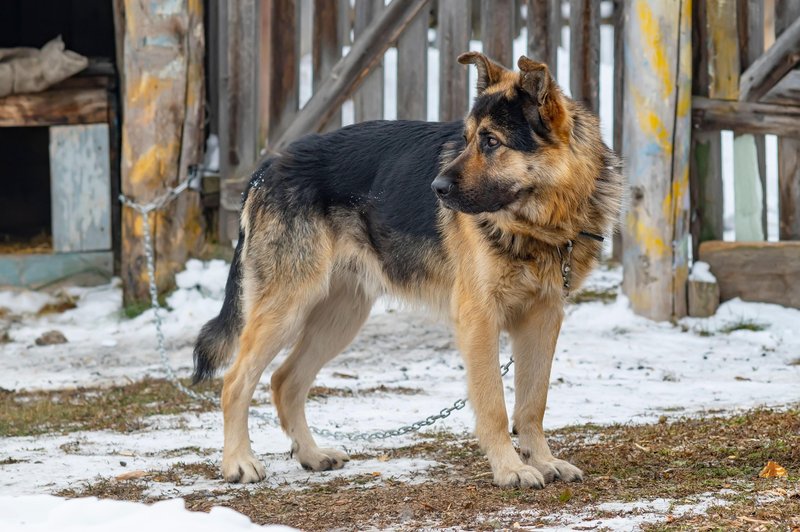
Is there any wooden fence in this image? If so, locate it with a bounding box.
[208,0,800,319]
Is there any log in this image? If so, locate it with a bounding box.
[738,14,800,102]
[569,0,600,113]
[687,261,720,317]
[699,241,800,308]
[120,0,205,305]
[691,96,800,137]
[0,88,108,127]
[526,0,560,75]
[622,0,692,321]
[397,1,429,121]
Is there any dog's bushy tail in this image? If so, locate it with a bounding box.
[192,233,245,384]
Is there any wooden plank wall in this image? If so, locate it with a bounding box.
[622,0,692,321]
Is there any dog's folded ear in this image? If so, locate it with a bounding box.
[517,56,570,140]
[458,51,509,96]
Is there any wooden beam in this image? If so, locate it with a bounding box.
[739,14,800,102]
[526,0,560,76]
[0,88,108,127]
[263,0,300,144]
[569,0,600,113]
[692,96,800,137]
[397,1,429,121]
[776,0,800,241]
[611,0,625,262]
[275,0,430,148]
[762,69,800,104]
[353,0,384,122]
[438,0,471,121]
[699,241,800,308]
[622,0,692,321]
[313,0,343,130]
[481,0,514,68]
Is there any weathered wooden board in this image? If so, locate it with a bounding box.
[481,0,514,67]
[611,0,625,262]
[0,252,113,289]
[692,96,800,137]
[438,0,471,121]
[707,0,740,100]
[699,241,800,308]
[0,88,108,127]
[570,0,600,113]
[262,0,300,143]
[313,0,343,130]
[49,124,112,253]
[527,0,560,75]
[739,14,800,102]
[397,1,428,121]
[762,69,800,105]
[354,0,384,122]
[120,0,205,304]
[776,0,800,240]
[622,0,692,321]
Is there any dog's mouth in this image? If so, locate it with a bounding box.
[438,185,532,215]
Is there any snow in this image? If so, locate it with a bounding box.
[689,261,717,283]
[0,495,293,532]
[0,289,56,316]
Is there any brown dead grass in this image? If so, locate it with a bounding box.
[58,406,800,531]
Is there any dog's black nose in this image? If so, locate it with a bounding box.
[431,176,454,197]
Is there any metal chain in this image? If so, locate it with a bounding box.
[120,180,515,441]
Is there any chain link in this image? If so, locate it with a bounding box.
[120,180,515,441]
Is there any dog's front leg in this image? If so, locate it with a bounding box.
[455,292,546,489]
[509,301,583,484]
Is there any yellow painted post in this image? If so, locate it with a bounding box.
[622,0,692,320]
[120,0,206,305]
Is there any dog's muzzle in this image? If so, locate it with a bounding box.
[431,176,454,198]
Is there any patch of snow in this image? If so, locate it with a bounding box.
[0,289,55,316]
[0,495,292,531]
[689,261,717,283]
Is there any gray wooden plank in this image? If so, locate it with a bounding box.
[0,252,113,289]
[438,0,472,121]
[570,0,600,113]
[776,0,800,240]
[526,0,559,76]
[314,0,343,130]
[481,0,514,67]
[354,0,384,122]
[49,124,112,253]
[397,1,429,121]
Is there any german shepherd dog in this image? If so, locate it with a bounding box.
[193,53,624,488]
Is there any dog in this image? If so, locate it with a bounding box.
[192,52,624,489]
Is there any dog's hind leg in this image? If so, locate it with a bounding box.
[271,274,373,471]
[509,300,583,484]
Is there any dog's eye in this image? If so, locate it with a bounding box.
[483,135,500,150]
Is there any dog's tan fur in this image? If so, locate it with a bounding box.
[209,53,624,488]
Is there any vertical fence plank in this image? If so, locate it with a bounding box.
[354,0,384,122]
[438,0,471,121]
[481,0,514,67]
[689,0,724,259]
[569,0,600,113]
[611,0,625,261]
[263,0,300,145]
[737,0,768,236]
[313,0,342,130]
[776,0,800,240]
[218,0,258,242]
[526,0,559,76]
[622,0,692,320]
[397,1,428,121]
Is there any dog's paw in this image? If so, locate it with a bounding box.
[492,463,546,489]
[222,450,266,483]
[522,452,584,484]
[293,444,350,472]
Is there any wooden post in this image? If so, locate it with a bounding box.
[622,0,692,321]
[689,0,724,259]
[397,1,429,121]
[776,0,800,240]
[481,0,514,68]
[120,0,205,305]
[313,0,343,131]
[438,0,471,121]
[354,0,385,122]
[526,0,560,76]
[262,0,300,144]
[569,0,600,113]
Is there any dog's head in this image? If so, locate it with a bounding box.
[433,52,604,220]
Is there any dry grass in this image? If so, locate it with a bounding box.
[58,406,800,530]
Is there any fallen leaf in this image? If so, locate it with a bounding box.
[371,471,381,477]
[759,460,788,478]
[115,470,148,481]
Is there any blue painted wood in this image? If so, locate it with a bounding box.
[49,124,112,253]
[0,252,113,288]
